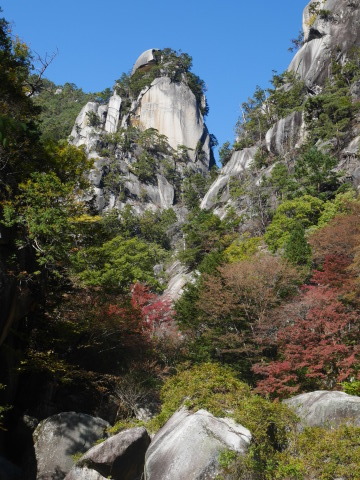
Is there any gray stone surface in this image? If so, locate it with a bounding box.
[265,111,305,156]
[65,427,150,480]
[104,92,121,133]
[132,49,157,75]
[200,147,257,211]
[156,174,175,209]
[162,260,192,301]
[284,390,360,428]
[144,408,251,480]
[288,0,360,89]
[134,76,211,165]
[70,102,101,151]
[33,412,109,480]
[65,467,107,480]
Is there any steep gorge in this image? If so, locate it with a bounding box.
[1,1,360,479]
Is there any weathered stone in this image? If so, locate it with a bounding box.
[132,49,158,75]
[162,260,192,301]
[70,102,100,152]
[200,147,257,210]
[156,174,174,209]
[134,76,211,166]
[65,466,107,480]
[265,111,305,156]
[284,390,360,428]
[144,408,251,480]
[104,93,121,133]
[65,427,150,480]
[289,0,360,89]
[33,412,109,480]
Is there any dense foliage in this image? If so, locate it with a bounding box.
[32,79,111,142]
[1,10,360,479]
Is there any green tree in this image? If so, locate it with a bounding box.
[264,195,324,252]
[71,235,165,292]
[218,141,232,166]
[2,171,87,272]
[33,80,98,142]
[294,147,341,199]
[283,223,312,266]
[0,15,44,195]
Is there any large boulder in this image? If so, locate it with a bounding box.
[132,49,158,75]
[144,408,251,480]
[65,427,150,480]
[33,412,109,480]
[283,390,360,428]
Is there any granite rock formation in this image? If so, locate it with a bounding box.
[70,49,214,214]
[144,408,251,480]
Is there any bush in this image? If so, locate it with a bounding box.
[274,425,360,480]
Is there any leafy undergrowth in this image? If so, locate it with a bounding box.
[109,363,360,480]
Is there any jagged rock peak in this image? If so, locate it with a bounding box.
[69,48,214,213]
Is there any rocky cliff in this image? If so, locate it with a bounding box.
[201,0,360,220]
[70,49,215,214]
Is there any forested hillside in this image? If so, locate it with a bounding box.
[0,1,360,479]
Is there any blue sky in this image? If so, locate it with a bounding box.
[1,0,306,160]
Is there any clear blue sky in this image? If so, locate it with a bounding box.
[1,0,306,160]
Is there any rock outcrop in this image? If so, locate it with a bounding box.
[265,111,305,156]
[284,390,360,428]
[289,0,360,90]
[133,76,210,164]
[33,412,109,480]
[144,408,251,480]
[69,49,214,214]
[65,427,150,480]
[201,0,360,217]
[200,147,257,212]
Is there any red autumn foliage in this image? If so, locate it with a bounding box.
[311,254,353,289]
[130,283,175,337]
[254,278,360,398]
[309,210,360,263]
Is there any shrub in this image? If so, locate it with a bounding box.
[274,425,360,480]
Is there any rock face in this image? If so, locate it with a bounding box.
[133,76,210,164]
[65,427,150,480]
[202,0,360,217]
[162,260,193,301]
[265,111,305,156]
[144,408,251,480]
[284,390,360,428]
[33,412,109,480]
[200,147,257,213]
[132,49,157,74]
[64,467,107,480]
[70,49,214,214]
[289,0,360,90]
